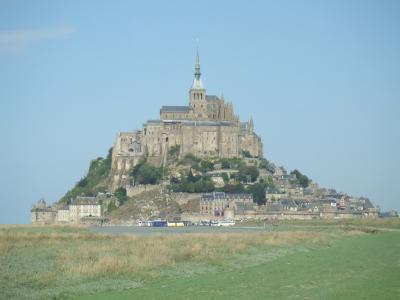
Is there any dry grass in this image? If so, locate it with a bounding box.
[0,225,366,300]
[0,227,330,278]
[249,217,400,228]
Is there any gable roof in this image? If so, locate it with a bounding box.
[160,106,190,112]
[206,95,219,101]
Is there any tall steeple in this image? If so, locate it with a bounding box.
[191,46,204,90]
[189,46,206,119]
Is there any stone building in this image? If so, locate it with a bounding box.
[111,50,264,190]
[31,196,102,225]
[69,196,102,223]
[31,198,56,224]
[200,192,254,217]
[55,205,70,223]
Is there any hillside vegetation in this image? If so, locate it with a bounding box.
[57,146,310,216]
[59,148,112,204]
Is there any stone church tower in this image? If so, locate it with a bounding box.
[189,48,207,120]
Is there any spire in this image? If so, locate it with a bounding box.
[191,45,204,90]
[195,46,201,80]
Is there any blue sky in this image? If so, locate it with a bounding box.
[0,0,399,223]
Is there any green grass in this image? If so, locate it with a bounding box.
[76,231,400,300]
[1,222,399,300]
[238,217,400,229]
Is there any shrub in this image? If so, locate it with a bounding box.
[223,183,245,193]
[58,148,113,204]
[242,150,252,158]
[179,153,201,170]
[200,160,214,172]
[170,174,215,193]
[168,144,180,158]
[221,172,229,183]
[238,165,259,183]
[259,158,276,173]
[219,157,244,169]
[133,163,162,185]
[247,183,266,205]
[114,187,128,204]
[290,169,310,188]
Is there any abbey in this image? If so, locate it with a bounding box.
[111,50,263,189]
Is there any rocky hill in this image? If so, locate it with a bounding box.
[57,144,378,222]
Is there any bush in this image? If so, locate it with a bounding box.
[168,144,180,158]
[77,177,88,188]
[107,201,117,212]
[131,160,162,185]
[242,150,252,158]
[290,169,310,188]
[247,183,266,205]
[259,158,276,173]
[266,175,275,189]
[59,148,113,204]
[221,172,229,183]
[219,157,244,169]
[200,160,214,172]
[170,174,215,193]
[179,153,201,170]
[238,165,259,183]
[223,183,245,193]
[114,187,128,204]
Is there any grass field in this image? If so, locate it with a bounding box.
[1,220,399,300]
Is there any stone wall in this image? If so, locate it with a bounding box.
[126,184,161,197]
[31,209,56,224]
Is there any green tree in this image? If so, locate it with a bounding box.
[290,169,310,188]
[131,161,162,185]
[187,169,196,183]
[219,157,244,170]
[221,172,229,183]
[259,158,276,173]
[77,177,88,187]
[114,187,128,204]
[221,158,230,169]
[223,183,245,193]
[247,183,266,205]
[59,148,114,204]
[238,165,259,183]
[266,175,275,189]
[168,144,180,158]
[242,150,252,158]
[200,160,214,172]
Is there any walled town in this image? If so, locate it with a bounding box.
[31,50,380,225]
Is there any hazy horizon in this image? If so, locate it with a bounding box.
[1,0,399,223]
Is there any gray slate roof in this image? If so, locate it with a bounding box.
[201,192,253,201]
[206,95,220,101]
[160,106,190,112]
[72,196,99,205]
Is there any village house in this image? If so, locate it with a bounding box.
[31,196,102,225]
[69,196,102,223]
[200,192,253,217]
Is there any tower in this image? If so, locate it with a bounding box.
[189,47,207,119]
